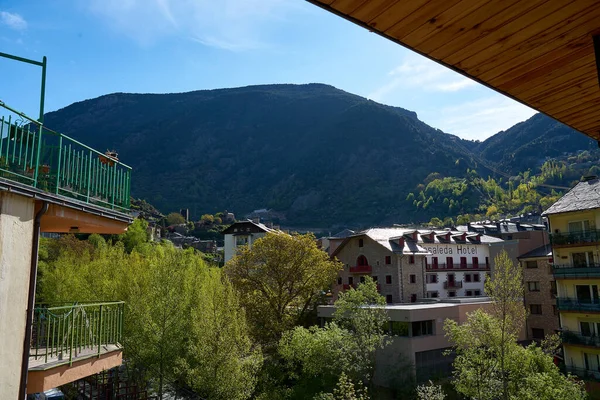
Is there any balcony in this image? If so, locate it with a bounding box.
[0,101,131,212]
[556,298,600,313]
[349,265,372,274]
[28,302,124,394]
[426,263,489,271]
[444,280,463,289]
[560,330,600,348]
[553,263,600,279]
[561,365,600,382]
[550,230,600,247]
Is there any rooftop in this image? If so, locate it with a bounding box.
[518,244,552,259]
[543,178,600,216]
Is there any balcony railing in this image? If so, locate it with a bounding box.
[0,101,131,212]
[444,280,463,289]
[30,302,124,367]
[349,265,372,274]
[561,365,600,382]
[551,229,600,247]
[556,297,600,313]
[552,263,600,279]
[426,263,489,271]
[560,330,600,348]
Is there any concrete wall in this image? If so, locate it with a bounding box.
[0,192,35,399]
[224,232,267,263]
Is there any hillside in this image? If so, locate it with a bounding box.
[42,84,596,228]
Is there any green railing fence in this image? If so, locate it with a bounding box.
[31,302,124,366]
[0,101,131,211]
[550,229,600,246]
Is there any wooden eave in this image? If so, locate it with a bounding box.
[307,0,600,140]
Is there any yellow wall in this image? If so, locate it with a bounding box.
[564,345,600,370]
[561,312,600,331]
[549,210,600,234]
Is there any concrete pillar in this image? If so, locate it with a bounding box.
[0,192,35,399]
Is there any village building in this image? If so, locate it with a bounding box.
[222,219,274,263]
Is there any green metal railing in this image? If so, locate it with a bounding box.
[0,101,131,211]
[553,263,600,278]
[30,302,124,366]
[550,229,600,246]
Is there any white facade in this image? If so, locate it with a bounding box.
[422,241,492,299]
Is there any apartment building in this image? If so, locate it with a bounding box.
[544,177,600,380]
[0,53,132,397]
[331,228,504,303]
[518,244,558,341]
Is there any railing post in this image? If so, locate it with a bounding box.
[55,134,62,194]
[69,307,76,366]
[86,149,92,202]
[33,125,43,187]
[98,304,103,357]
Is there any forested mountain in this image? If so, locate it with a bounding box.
[43,84,597,227]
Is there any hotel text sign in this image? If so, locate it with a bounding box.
[424,245,478,255]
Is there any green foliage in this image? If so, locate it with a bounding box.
[277,279,389,399]
[165,212,185,226]
[444,251,586,400]
[120,218,150,252]
[38,235,260,400]
[224,232,342,346]
[314,373,370,400]
[416,381,446,400]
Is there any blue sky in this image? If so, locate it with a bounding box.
[0,0,536,141]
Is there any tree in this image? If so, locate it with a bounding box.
[444,251,586,400]
[178,269,262,400]
[416,381,445,400]
[224,232,341,345]
[314,373,370,400]
[278,279,389,398]
[165,212,185,226]
[429,217,443,227]
[120,218,150,252]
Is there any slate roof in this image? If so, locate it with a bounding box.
[517,244,552,259]
[543,178,600,215]
[330,229,355,239]
[221,220,273,234]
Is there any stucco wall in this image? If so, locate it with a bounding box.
[0,192,35,399]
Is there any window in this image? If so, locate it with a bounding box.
[386,275,392,284]
[412,320,434,336]
[485,257,490,268]
[360,276,365,283]
[530,304,542,315]
[411,294,417,303]
[531,328,545,340]
[386,294,393,304]
[576,284,600,303]
[337,277,342,285]
[569,220,590,233]
[372,276,378,282]
[448,291,456,297]
[357,255,368,266]
[385,256,391,265]
[390,321,409,336]
[432,257,438,269]
[474,290,481,296]
[474,273,480,282]
[466,290,473,296]
[573,251,595,268]
[409,255,415,264]
[552,305,558,315]
[584,352,600,372]
[526,260,538,269]
[410,274,416,284]
[235,235,249,246]
[427,291,438,298]
[348,277,354,285]
[358,238,364,247]
[426,274,438,284]
[446,257,453,269]
[550,281,557,297]
[527,281,541,292]
[465,274,472,282]
[460,257,467,267]
[472,257,479,268]
[580,321,600,337]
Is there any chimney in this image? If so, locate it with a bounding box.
[398,237,405,248]
[412,231,417,241]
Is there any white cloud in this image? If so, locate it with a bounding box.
[368,54,477,101]
[1,11,27,30]
[431,96,537,141]
[87,0,301,50]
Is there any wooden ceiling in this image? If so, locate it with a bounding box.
[308,0,600,141]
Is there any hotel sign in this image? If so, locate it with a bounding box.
[424,245,478,255]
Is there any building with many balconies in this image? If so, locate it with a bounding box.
[0,52,132,397]
[544,176,600,380]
